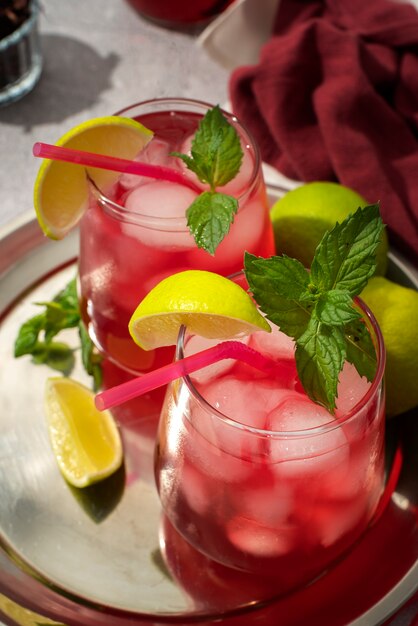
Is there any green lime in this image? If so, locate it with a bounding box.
[361,276,418,417]
[271,182,388,275]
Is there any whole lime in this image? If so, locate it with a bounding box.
[360,276,418,417]
[271,182,388,275]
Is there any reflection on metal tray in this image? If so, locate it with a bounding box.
[0,209,417,626]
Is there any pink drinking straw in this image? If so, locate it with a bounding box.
[32,142,201,193]
[95,341,277,412]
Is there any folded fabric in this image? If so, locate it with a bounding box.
[229,0,418,262]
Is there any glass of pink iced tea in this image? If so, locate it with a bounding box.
[78,98,274,374]
[155,278,386,588]
[126,0,234,28]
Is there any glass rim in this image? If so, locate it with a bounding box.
[0,0,39,51]
[93,97,262,228]
[177,292,386,438]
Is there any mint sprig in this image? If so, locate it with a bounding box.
[172,105,243,255]
[14,277,102,389]
[244,204,384,412]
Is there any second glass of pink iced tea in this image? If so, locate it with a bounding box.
[155,280,386,590]
[78,98,274,375]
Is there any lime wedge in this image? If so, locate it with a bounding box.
[129,270,271,350]
[44,377,123,488]
[34,116,153,240]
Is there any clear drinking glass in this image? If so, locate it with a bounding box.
[78,98,275,376]
[0,0,42,106]
[155,275,386,590]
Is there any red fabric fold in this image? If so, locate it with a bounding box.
[229,0,418,262]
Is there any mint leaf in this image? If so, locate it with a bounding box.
[244,253,312,339]
[172,105,244,254]
[186,191,238,255]
[244,206,384,412]
[14,276,102,387]
[316,290,361,326]
[296,317,346,412]
[54,277,79,310]
[34,277,80,342]
[310,204,384,296]
[173,105,243,190]
[32,342,75,376]
[345,317,377,381]
[14,313,45,356]
[36,301,79,343]
[79,320,102,391]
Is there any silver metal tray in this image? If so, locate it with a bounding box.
[0,210,417,626]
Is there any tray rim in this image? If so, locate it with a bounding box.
[0,209,417,626]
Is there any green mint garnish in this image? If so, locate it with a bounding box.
[172,105,243,255]
[186,191,238,256]
[14,277,102,390]
[244,204,384,412]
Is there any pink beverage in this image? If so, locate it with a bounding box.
[155,295,386,587]
[78,98,275,375]
[126,0,234,27]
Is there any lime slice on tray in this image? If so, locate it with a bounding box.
[44,377,123,488]
[34,116,153,240]
[129,269,271,350]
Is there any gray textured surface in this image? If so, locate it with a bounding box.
[0,0,229,230]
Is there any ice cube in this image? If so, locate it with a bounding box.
[227,517,296,557]
[249,325,295,362]
[313,498,366,547]
[201,375,273,430]
[186,335,250,385]
[267,393,349,477]
[181,465,211,516]
[246,327,298,386]
[235,484,293,528]
[118,138,179,190]
[187,376,294,480]
[184,395,256,484]
[267,392,335,433]
[122,181,197,250]
[184,414,254,484]
[109,231,166,312]
[323,418,384,501]
[335,361,372,416]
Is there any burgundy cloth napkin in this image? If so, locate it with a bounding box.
[229,0,418,263]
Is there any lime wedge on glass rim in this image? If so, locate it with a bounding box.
[33,116,153,240]
[129,270,271,351]
[44,377,123,488]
